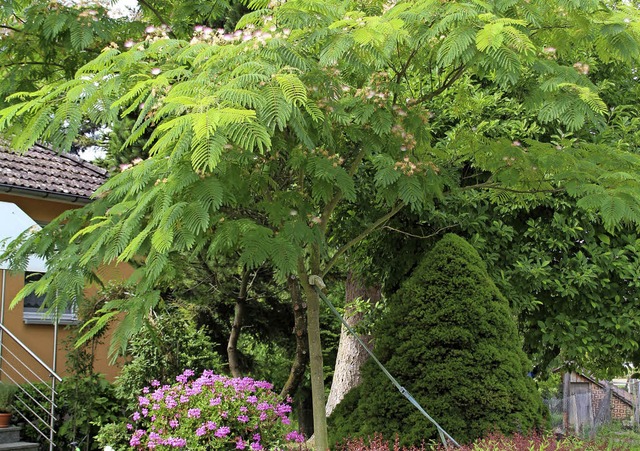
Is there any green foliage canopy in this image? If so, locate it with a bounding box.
[343,59,640,376]
[1,0,638,334]
[0,1,139,108]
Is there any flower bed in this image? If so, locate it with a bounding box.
[128,369,305,450]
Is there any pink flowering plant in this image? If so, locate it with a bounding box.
[128,369,306,450]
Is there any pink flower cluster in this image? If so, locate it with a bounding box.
[128,369,305,449]
[188,21,291,48]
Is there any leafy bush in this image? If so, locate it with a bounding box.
[18,375,120,450]
[58,374,122,449]
[94,422,131,451]
[587,422,640,450]
[127,370,305,450]
[114,305,224,410]
[330,234,545,446]
[0,383,18,413]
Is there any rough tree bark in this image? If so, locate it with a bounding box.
[227,269,250,378]
[280,274,309,399]
[325,271,381,417]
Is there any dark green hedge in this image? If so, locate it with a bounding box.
[330,234,545,446]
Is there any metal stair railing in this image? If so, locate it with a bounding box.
[0,323,62,451]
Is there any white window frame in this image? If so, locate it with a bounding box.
[23,271,78,325]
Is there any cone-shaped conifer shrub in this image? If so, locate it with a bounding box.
[330,234,545,446]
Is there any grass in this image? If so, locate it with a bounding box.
[589,422,640,450]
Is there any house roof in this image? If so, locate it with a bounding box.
[575,372,634,408]
[0,142,107,201]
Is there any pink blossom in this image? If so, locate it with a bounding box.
[286,431,305,443]
[187,408,201,418]
[214,426,231,438]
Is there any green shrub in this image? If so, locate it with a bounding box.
[113,304,224,410]
[0,383,18,413]
[588,422,640,450]
[94,422,131,451]
[330,234,545,446]
[18,375,120,450]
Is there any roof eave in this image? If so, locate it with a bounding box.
[0,184,93,205]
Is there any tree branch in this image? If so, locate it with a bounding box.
[0,25,22,33]
[461,181,563,194]
[410,64,465,106]
[322,202,404,277]
[320,147,366,232]
[13,14,26,25]
[395,46,420,86]
[0,61,66,70]
[138,0,176,38]
[138,0,166,23]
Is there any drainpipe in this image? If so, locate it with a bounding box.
[0,185,91,205]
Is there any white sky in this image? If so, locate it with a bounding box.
[78,0,138,160]
[109,0,139,18]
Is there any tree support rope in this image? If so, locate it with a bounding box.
[308,275,460,449]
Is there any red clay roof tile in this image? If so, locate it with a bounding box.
[0,142,107,199]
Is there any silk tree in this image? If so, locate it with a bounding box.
[2,1,640,448]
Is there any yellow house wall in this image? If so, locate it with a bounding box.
[0,193,127,382]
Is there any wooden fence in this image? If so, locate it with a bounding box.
[545,377,640,436]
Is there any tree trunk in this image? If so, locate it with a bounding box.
[227,269,250,378]
[280,274,309,399]
[298,256,328,451]
[325,271,381,417]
